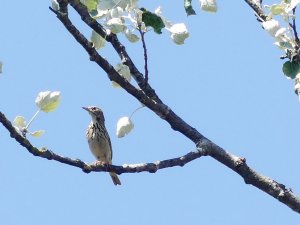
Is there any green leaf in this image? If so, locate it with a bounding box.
[270,5,285,15]
[91,30,106,49]
[282,61,300,79]
[184,0,196,16]
[140,8,165,34]
[83,0,99,11]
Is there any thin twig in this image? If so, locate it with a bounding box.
[292,8,300,45]
[138,24,149,83]
[129,105,145,119]
[0,110,205,173]
[67,0,161,102]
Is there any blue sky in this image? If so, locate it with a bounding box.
[1,0,300,224]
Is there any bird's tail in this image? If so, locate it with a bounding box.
[110,172,121,185]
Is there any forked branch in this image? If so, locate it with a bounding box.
[51,0,300,213]
[1,0,300,215]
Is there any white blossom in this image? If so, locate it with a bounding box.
[262,19,281,37]
[86,0,189,47]
[109,7,124,18]
[98,0,137,11]
[87,1,187,46]
[168,23,189,45]
[116,116,134,138]
[200,0,217,13]
[274,27,291,43]
[35,91,61,113]
[287,0,300,12]
[106,18,125,34]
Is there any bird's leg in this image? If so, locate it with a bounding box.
[94,160,110,171]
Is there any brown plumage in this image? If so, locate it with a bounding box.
[83,106,121,185]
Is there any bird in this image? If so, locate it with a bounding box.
[83,106,121,185]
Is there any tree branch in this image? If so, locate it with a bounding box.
[199,139,300,213]
[243,0,267,22]
[48,1,300,213]
[138,26,149,83]
[291,8,300,45]
[184,0,196,16]
[0,110,206,173]
[2,109,300,212]
[65,0,162,103]
[0,0,292,215]
[50,4,202,143]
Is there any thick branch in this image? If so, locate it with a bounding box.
[50,5,202,144]
[199,139,300,213]
[243,0,267,22]
[65,0,162,103]
[47,2,300,213]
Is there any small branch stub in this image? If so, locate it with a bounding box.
[294,73,300,101]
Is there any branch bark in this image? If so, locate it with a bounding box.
[243,0,267,22]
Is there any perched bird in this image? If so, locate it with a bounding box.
[83,106,121,185]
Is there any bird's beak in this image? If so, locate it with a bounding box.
[82,106,89,112]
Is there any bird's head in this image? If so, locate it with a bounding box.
[82,106,105,123]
